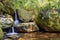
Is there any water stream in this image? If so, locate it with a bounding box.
[6,10,19,36]
[11,10,19,33]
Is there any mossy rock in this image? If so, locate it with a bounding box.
[18,9,34,22]
[15,22,39,32]
[0,14,13,28]
[35,9,60,32]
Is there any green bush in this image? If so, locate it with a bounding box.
[0,28,3,39]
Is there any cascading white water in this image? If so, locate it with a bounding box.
[6,10,19,36]
[12,27,15,33]
[11,10,19,33]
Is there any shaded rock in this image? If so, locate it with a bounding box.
[0,28,3,39]
[15,22,39,32]
[0,14,13,28]
[18,9,34,22]
[35,9,60,32]
[2,27,11,33]
[1,0,14,15]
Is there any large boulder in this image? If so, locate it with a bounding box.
[0,14,13,28]
[35,9,60,32]
[0,28,3,39]
[15,22,39,32]
[18,9,34,22]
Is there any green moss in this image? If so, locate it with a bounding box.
[35,9,60,32]
[0,28,3,39]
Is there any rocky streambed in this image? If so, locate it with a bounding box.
[0,0,60,40]
[0,22,39,40]
[1,32,60,40]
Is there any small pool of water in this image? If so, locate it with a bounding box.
[1,32,60,40]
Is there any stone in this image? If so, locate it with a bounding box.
[0,28,3,39]
[34,9,60,32]
[18,9,34,22]
[0,14,13,28]
[15,22,39,32]
[3,38,12,40]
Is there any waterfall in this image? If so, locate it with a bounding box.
[12,27,15,33]
[6,10,19,36]
[11,10,19,33]
[14,10,19,25]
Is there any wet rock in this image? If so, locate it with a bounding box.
[0,14,13,28]
[0,28,3,39]
[18,9,34,22]
[15,22,39,32]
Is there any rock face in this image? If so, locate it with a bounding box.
[35,9,60,32]
[0,28,3,39]
[15,22,39,32]
[18,9,34,22]
[0,14,13,28]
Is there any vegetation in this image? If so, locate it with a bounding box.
[35,0,60,31]
[0,0,60,32]
[0,28,3,39]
